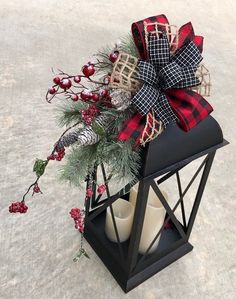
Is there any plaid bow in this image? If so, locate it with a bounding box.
[133,33,202,127]
[118,15,213,144]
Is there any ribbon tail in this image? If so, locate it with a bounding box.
[132,84,160,115]
[166,88,213,131]
[174,22,195,50]
[148,34,170,68]
[117,112,146,142]
[172,21,204,53]
[192,35,204,53]
[153,92,178,127]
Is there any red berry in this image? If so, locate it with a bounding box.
[82,64,95,77]
[55,155,62,161]
[80,90,92,101]
[58,152,65,158]
[56,146,65,153]
[103,76,110,85]
[91,93,99,102]
[109,51,119,63]
[86,188,94,197]
[99,89,109,98]
[55,147,65,160]
[60,79,72,89]
[33,184,41,193]
[48,87,56,94]
[53,76,61,85]
[71,94,79,101]
[47,154,55,160]
[70,208,80,220]
[104,95,112,107]
[82,116,92,125]
[74,76,81,83]
[97,184,106,194]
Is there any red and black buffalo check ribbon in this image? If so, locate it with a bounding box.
[117,15,213,143]
[117,112,146,144]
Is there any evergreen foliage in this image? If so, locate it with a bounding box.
[60,139,141,187]
[120,33,139,57]
[57,34,141,187]
[56,100,87,127]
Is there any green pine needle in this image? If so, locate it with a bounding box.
[120,33,139,58]
[60,143,100,187]
[56,100,88,127]
[56,34,141,187]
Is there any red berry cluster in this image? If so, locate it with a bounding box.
[47,62,96,99]
[46,48,120,104]
[80,89,98,102]
[9,201,28,213]
[86,188,93,197]
[70,208,85,233]
[47,147,65,161]
[81,105,99,125]
[33,183,41,194]
[49,77,73,95]
[99,89,112,107]
[97,184,106,194]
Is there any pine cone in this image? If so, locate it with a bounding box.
[110,89,131,111]
[56,114,114,149]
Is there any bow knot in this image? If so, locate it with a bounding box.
[132,33,203,126]
[117,15,214,144]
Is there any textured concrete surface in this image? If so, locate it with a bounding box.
[0,1,235,298]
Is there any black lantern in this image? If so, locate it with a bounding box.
[84,115,228,293]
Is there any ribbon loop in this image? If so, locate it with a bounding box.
[118,15,213,146]
[148,34,170,69]
[138,61,158,85]
[172,41,202,67]
[173,65,200,89]
[132,32,202,125]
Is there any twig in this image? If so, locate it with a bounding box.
[21,121,81,202]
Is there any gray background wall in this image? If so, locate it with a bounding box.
[0,1,235,298]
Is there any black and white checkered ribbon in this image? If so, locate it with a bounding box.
[132,34,202,126]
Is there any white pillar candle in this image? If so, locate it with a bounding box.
[129,183,139,207]
[105,198,134,243]
[129,184,168,254]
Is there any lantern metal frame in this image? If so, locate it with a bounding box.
[84,118,228,293]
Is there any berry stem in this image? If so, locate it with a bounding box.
[21,121,81,203]
[22,177,41,202]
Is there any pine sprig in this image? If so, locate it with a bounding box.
[60,143,100,187]
[120,34,139,58]
[56,100,87,127]
[95,45,114,75]
[60,138,140,187]
[56,34,141,187]
[104,140,141,182]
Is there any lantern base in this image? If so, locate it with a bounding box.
[126,242,193,293]
[84,211,193,293]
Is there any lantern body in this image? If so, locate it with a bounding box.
[84,116,228,293]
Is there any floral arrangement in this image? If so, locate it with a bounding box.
[8,14,213,260]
